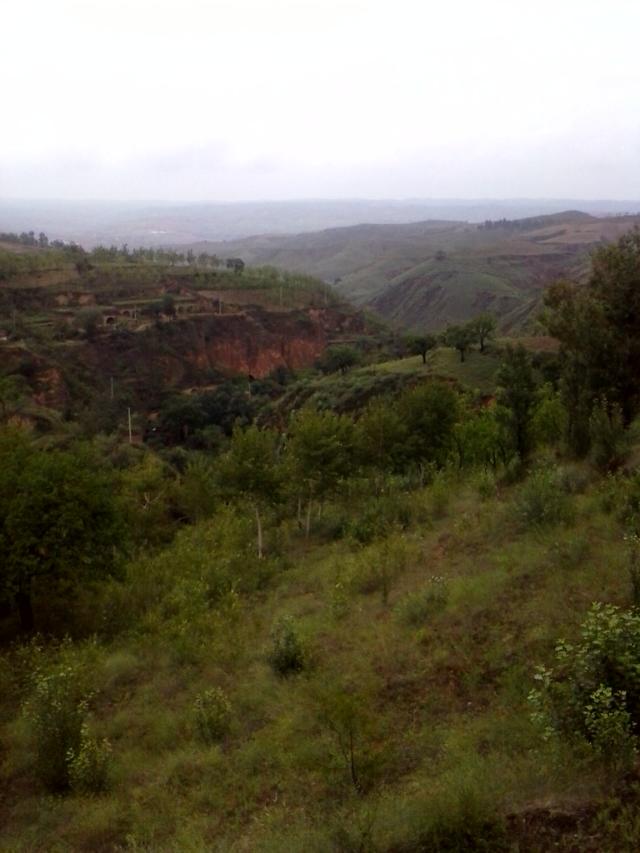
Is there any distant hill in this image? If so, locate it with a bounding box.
[185,211,640,332]
[1,198,639,247]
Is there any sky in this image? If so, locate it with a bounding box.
[2,0,640,201]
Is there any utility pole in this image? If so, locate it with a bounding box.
[127,407,133,444]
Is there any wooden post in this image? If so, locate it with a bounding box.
[110,377,114,401]
[127,407,133,444]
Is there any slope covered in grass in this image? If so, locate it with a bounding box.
[1,457,639,852]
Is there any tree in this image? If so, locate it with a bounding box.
[217,425,282,558]
[286,409,355,535]
[356,398,407,475]
[496,345,536,460]
[73,307,102,339]
[0,431,126,631]
[543,230,640,450]
[317,345,361,375]
[398,382,459,469]
[405,333,437,365]
[470,314,496,353]
[443,323,476,362]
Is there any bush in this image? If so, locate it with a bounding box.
[529,603,640,767]
[514,466,573,529]
[348,534,415,605]
[193,687,232,743]
[24,663,90,791]
[474,469,497,500]
[68,722,112,794]
[395,576,449,627]
[268,616,306,676]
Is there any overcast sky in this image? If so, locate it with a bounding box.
[2,0,639,201]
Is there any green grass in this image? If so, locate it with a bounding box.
[365,346,502,393]
[0,459,635,851]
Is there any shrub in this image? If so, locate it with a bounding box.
[395,576,449,627]
[474,470,497,500]
[348,534,415,605]
[67,722,112,793]
[514,466,573,529]
[529,603,640,767]
[23,663,90,790]
[268,616,306,676]
[193,687,232,743]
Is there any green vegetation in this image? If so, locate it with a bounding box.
[4,229,640,850]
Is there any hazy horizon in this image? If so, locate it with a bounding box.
[3,0,639,202]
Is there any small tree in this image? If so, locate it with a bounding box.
[470,313,496,353]
[443,323,476,362]
[286,409,355,536]
[497,345,537,460]
[0,431,127,632]
[317,345,361,375]
[405,333,437,364]
[217,425,282,558]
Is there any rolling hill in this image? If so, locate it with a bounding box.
[184,211,640,332]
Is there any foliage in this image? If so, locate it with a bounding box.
[398,382,459,468]
[469,313,497,353]
[395,576,449,626]
[543,230,640,451]
[68,722,112,794]
[529,603,640,766]
[0,430,127,631]
[405,333,437,364]
[193,687,232,744]
[268,616,306,676]
[317,345,361,375]
[217,425,282,556]
[514,465,573,528]
[443,323,476,362]
[497,345,537,460]
[23,661,91,791]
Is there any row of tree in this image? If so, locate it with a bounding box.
[406,313,497,364]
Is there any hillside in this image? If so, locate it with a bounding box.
[187,212,640,332]
[0,244,365,421]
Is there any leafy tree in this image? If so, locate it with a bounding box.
[217,425,282,557]
[0,431,126,631]
[443,323,475,362]
[286,409,356,535]
[453,406,508,469]
[543,230,640,450]
[496,345,536,460]
[356,398,407,474]
[398,382,459,468]
[405,333,437,364]
[317,345,361,375]
[470,313,496,352]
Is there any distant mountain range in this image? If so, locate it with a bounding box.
[1,197,639,247]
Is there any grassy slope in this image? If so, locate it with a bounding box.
[0,464,633,852]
